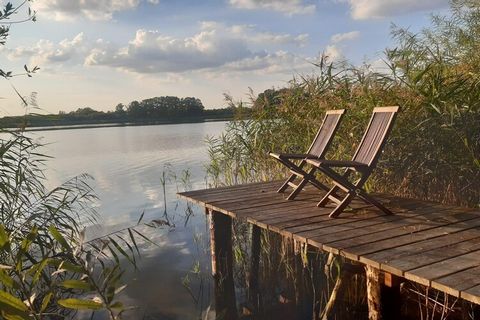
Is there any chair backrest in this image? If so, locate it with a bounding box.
[352,106,400,167]
[307,109,345,158]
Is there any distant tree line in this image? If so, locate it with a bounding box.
[0,96,239,128]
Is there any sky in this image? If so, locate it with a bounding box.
[0,0,450,116]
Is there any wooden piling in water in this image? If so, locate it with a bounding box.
[248,225,261,314]
[209,209,237,319]
[366,266,382,320]
[382,272,402,320]
[365,267,403,320]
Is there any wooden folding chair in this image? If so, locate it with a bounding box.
[269,109,345,200]
[306,106,400,218]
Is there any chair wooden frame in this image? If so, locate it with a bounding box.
[269,109,345,200]
[306,106,400,218]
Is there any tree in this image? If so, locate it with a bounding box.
[127,100,143,117]
[115,103,126,113]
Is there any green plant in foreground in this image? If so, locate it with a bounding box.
[0,132,148,319]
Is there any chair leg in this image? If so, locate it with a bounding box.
[286,178,308,200]
[317,185,340,207]
[303,167,330,193]
[283,167,330,200]
[278,174,296,193]
[329,192,355,218]
[357,190,393,215]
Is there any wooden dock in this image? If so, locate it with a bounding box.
[178,181,480,307]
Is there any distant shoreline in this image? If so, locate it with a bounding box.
[14,117,233,132]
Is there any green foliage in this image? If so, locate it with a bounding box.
[0,132,148,319]
[207,1,480,207]
[0,96,236,129]
[0,1,38,81]
[127,96,204,118]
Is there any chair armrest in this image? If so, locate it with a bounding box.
[306,159,368,169]
[269,152,317,160]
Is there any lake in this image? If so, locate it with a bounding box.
[36,121,226,319]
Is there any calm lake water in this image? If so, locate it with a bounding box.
[35,121,226,319]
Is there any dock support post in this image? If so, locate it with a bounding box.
[209,209,237,320]
[293,240,314,320]
[248,225,261,314]
[365,267,403,320]
[366,266,382,320]
[382,272,402,320]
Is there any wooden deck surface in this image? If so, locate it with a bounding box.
[178,181,480,305]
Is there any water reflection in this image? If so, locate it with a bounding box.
[34,122,224,319]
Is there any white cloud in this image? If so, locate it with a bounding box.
[32,0,157,21]
[321,31,360,62]
[85,23,310,74]
[85,29,252,73]
[7,33,87,66]
[221,51,310,74]
[331,31,360,43]
[347,0,449,20]
[7,22,311,77]
[210,23,309,46]
[364,58,391,74]
[229,0,316,15]
[323,44,343,61]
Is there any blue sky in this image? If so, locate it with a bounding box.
[0,0,450,115]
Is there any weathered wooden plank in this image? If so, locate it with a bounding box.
[214,197,296,213]
[405,248,480,286]
[461,283,480,304]
[209,184,318,208]
[320,207,475,260]
[358,217,480,269]
[285,210,384,234]
[431,266,480,298]
[262,208,334,236]
[404,249,480,286]
[380,233,480,277]
[300,205,449,254]
[194,181,282,203]
[291,201,441,240]
[244,204,325,230]
[244,205,328,232]
[236,198,319,220]
[179,180,280,198]
[288,211,409,244]
[276,198,436,238]
[201,193,299,216]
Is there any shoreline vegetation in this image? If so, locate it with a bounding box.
[0,95,245,131]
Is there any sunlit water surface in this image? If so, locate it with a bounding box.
[35,121,226,319]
